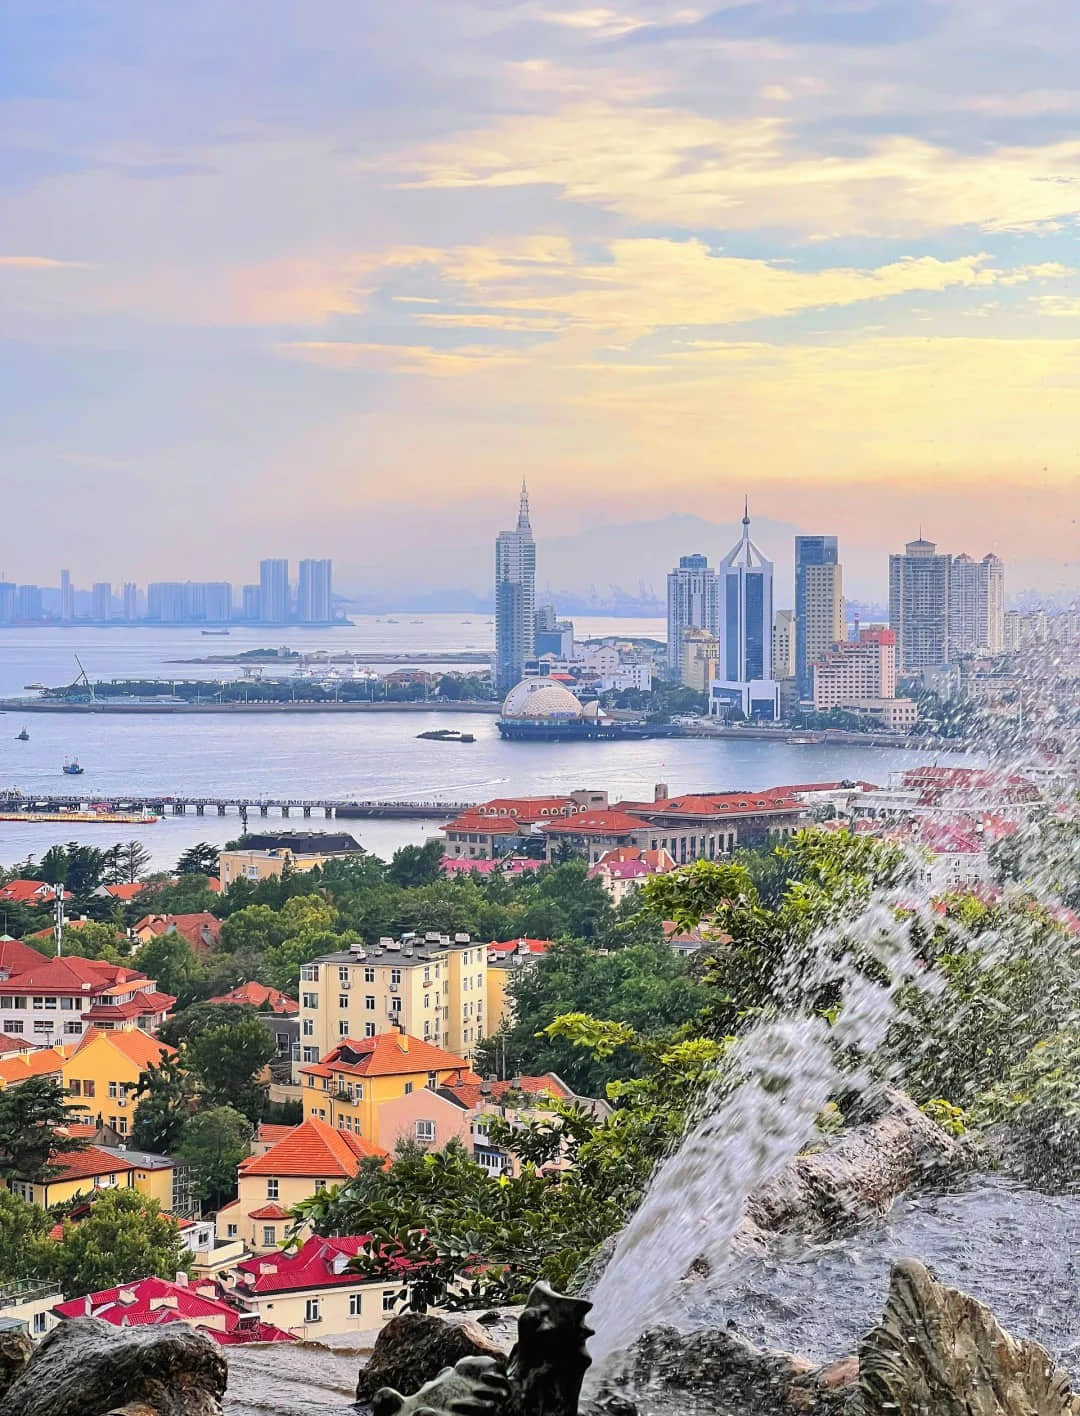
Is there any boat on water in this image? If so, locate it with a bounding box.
[417,729,476,743]
[62,759,84,775]
[0,809,158,825]
[201,629,231,636]
[16,728,28,741]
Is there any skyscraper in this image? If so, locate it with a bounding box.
[666,553,720,672]
[0,584,15,624]
[122,583,138,621]
[949,553,1005,656]
[711,503,779,720]
[298,559,333,623]
[91,583,111,621]
[16,585,42,621]
[202,582,232,623]
[889,537,951,671]
[772,609,796,681]
[494,483,536,693]
[794,536,842,697]
[60,569,74,623]
[259,559,290,624]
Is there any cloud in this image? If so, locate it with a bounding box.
[402,101,1080,235]
[278,340,528,376]
[0,256,86,268]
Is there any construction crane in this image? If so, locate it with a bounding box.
[68,655,95,703]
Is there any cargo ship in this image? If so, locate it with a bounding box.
[0,809,159,825]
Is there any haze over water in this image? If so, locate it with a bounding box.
[0,617,977,871]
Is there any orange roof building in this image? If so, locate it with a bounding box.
[207,981,298,1014]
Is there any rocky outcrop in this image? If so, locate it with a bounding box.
[0,1330,31,1394]
[736,1088,970,1252]
[356,1312,510,1403]
[0,1317,227,1416]
[856,1259,1080,1415]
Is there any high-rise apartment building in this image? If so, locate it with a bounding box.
[91,583,111,621]
[241,584,260,620]
[948,553,1004,656]
[147,582,187,623]
[201,582,232,623]
[813,628,897,707]
[0,584,15,623]
[298,559,333,623]
[1003,610,1022,653]
[666,554,720,672]
[494,484,536,693]
[772,609,796,681]
[59,569,74,623]
[122,583,138,621]
[259,559,290,624]
[794,536,842,696]
[16,585,42,621]
[710,504,779,720]
[889,538,951,671]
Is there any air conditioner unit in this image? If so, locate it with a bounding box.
[339,980,351,990]
[388,983,399,992]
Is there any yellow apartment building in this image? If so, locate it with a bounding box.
[218,833,363,892]
[5,1141,185,1212]
[63,1027,175,1139]
[215,1116,385,1255]
[299,1032,470,1142]
[298,934,489,1063]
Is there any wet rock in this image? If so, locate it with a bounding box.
[856,1258,1080,1415]
[356,1312,509,1402]
[0,1328,31,1395]
[738,1088,970,1251]
[0,1317,227,1416]
[372,1355,509,1416]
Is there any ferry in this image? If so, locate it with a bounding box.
[0,809,158,825]
[62,759,85,776]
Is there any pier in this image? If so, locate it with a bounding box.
[0,792,475,822]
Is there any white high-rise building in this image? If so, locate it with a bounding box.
[495,484,536,693]
[298,559,333,623]
[889,537,951,671]
[666,554,720,672]
[259,559,290,624]
[949,553,1005,656]
[710,503,779,720]
[772,609,796,681]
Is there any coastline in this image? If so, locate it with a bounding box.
[0,698,503,715]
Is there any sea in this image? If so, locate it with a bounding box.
[0,616,977,872]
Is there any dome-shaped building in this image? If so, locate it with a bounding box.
[501,677,583,721]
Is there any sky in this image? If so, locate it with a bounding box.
[2,0,1079,600]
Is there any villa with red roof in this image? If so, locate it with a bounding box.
[226,1234,412,1339]
[133,912,222,955]
[53,1275,295,1346]
[0,880,71,905]
[0,948,174,1044]
[207,981,298,1014]
[216,1116,386,1255]
[587,846,677,902]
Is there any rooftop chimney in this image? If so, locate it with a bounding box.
[654,782,668,802]
[397,1033,410,1052]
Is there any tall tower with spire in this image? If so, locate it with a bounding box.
[712,501,780,720]
[494,480,537,693]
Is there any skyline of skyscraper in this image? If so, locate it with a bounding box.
[298,558,333,624]
[666,553,721,672]
[889,537,952,670]
[259,558,290,624]
[949,553,1005,657]
[794,536,842,697]
[711,503,780,719]
[494,482,536,693]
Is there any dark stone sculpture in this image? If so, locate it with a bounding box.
[357,1314,509,1403]
[370,1281,594,1416]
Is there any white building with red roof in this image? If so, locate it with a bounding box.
[587,846,677,902]
[53,1275,295,1346]
[0,945,174,1045]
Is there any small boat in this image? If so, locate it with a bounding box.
[201,628,230,636]
[16,728,28,741]
[62,759,84,775]
[417,729,475,743]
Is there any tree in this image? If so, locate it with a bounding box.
[388,841,445,889]
[103,841,152,886]
[132,1054,198,1153]
[0,1189,50,1284]
[48,1190,187,1294]
[175,1106,253,1209]
[0,1078,89,1183]
[131,875,218,918]
[160,1001,260,1049]
[37,843,109,896]
[185,1016,276,1120]
[50,920,130,962]
[176,842,221,877]
[219,904,288,956]
[136,931,207,1008]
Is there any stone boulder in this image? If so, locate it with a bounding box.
[856,1259,1080,1415]
[0,1317,227,1416]
[0,1329,31,1394]
[356,1312,510,1403]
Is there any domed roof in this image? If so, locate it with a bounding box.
[501,677,583,720]
[580,700,606,720]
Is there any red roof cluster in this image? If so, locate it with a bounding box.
[441,857,545,877]
[440,1071,572,1110]
[232,1235,408,1295]
[134,913,222,954]
[238,1116,386,1179]
[486,937,551,958]
[53,1275,296,1345]
[0,880,71,904]
[207,980,298,1013]
[301,1034,469,1083]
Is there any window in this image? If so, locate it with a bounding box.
[338,995,349,1010]
[349,1293,363,1317]
[34,996,57,1011]
[9,997,26,1010]
[33,1020,54,1035]
[415,1120,435,1141]
[32,1313,47,1335]
[5,1020,22,1034]
[314,1179,326,1192]
[303,1019,314,1037]
[427,1072,437,1089]
[338,1020,349,1037]
[117,1117,128,1136]
[390,997,401,1014]
[301,965,319,982]
[69,1080,83,1098]
[305,1298,321,1323]
[302,993,319,1010]
[60,997,76,1010]
[365,996,375,1011]
[404,1081,413,1095]
[267,1179,279,1199]
[364,967,375,983]
[390,968,402,986]
[108,1082,118,1099]
[365,1022,376,1038]
[382,1291,397,1313]
[83,1080,95,1098]
[338,966,350,983]
[263,1227,276,1247]
[302,1046,318,1062]
[423,966,431,983]
[424,993,430,1010]
[423,1021,430,1040]
[64,1021,82,1035]
[227,1223,238,1237]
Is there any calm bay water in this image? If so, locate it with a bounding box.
[0,618,975,871]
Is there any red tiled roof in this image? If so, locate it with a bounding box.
[104,882,147,901]
[0,1033,30,1055]
[248,1203,292,1220]
[234,1235,393,1295]
[487,938,551,957]
[134,913,222,953]
[238,1117,386,1179]
[301,1034,469,1081]
[50,1144,137,1182]
[0,881,71,903]
[473,797,577,819]
[52,1275,298,1346]
[83,989,176,1022]
[541,809,647,835]
[440,857,544,876]
[256,1123,295,1146]
[0,955,146,996]
[649,793,804,815]
[440,1072,572,1110]
[0,1046,70,1086]
[73,1026,175,1069]
[0,937,49,976]
[441,814,528,836]
[207,981,298,1013]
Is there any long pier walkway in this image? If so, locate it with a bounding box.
[0,792,475,821]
